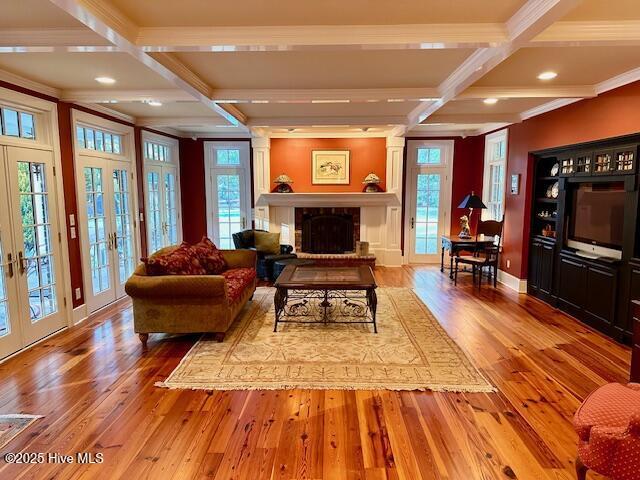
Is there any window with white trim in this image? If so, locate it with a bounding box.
[76,125,122,154]
[144,141,170,162]
[0,106,35,140]
[482,129,508,221]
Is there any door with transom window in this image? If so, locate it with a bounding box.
[0,145,66,359]
[405,140,453,263]
[143,134,181,254]
[204,142,251,249]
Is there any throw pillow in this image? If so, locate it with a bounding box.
[254,231,280,255]
[144,242,207,276]
[191,236,227,274]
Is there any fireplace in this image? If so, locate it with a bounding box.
[295,207,360,253]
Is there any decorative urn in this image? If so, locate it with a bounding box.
[362,172,382,192]
[273,174,293,193]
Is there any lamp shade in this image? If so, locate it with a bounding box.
[458,192,486,209]
[362,172,381,184]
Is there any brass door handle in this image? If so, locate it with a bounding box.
[6,253,14,278]
[411,217,415,229]
[18,251,25,275]
[112,232,118,249]
[107,233,113,250]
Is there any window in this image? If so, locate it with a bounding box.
[482,129,508,221]
[0,107,35,140]
[417,147,441,165]
[216,149,240,166]
[76,125,122,154]
[144,141,170,162]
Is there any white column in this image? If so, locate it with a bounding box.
[383,136,405,266]
[251,136,270,231]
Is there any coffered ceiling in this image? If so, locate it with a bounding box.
[1,0,640,137]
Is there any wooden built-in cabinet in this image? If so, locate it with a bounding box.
[632,300,640,382]
[528,134,640,349]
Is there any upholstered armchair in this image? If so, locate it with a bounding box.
[573,382,640,480]
[232,229,296,281]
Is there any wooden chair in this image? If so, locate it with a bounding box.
[454,217,504,287]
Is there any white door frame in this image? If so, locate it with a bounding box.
[204,141,252,246]
[0,86,73,360]
[404,139,454,264]
[142,130,181,253]
[72,109,139,313]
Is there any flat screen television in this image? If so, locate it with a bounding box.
[567,182,625,259]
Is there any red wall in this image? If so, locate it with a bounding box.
[450,135,485,235]
[270,138,387,192]
[179,138,208,243]
[502,80,640,279]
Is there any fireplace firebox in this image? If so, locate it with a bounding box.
[295,207,360,254]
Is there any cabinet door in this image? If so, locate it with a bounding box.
[585,266,617,328]
[558,256,587,309]
[539,243,555,295]
[528,241,541,291]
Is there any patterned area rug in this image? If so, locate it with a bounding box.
[157,287,494,392]
[0,414,43,449]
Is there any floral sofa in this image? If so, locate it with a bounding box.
[124,238,256,346]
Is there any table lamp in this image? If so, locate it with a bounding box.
[457,191,486,238]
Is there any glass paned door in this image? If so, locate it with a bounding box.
[145,165,180,254]
[406,141,452,263]
[78,156,137,312]
[146,167,162,253]
[0,147,22,359]
[112,166,134,297]
[213,172,244,249]
[5,146,66,349]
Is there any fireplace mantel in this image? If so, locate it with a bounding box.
[256,192,399,207]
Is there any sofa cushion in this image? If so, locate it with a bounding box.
[143,242,207,276]
[222,268,256,302]
[254,231,281,255]
[191,237,227,274]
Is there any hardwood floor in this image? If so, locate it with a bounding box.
[0,266,629,479]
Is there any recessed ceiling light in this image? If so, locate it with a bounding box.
[95,76,116,85]
[483,98,498,105]
[146,100,163,107]
[538,71,558,80]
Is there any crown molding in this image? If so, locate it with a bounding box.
[0,68,61,99]
[246,115,407,127]
[519,98,583,120]
[595,67,640,95]
[74,102,136,123]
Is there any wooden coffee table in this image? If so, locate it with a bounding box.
[273,265,378,333]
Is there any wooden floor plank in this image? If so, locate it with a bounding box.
[0,266,629,479]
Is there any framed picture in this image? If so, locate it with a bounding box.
[311,150,350,184]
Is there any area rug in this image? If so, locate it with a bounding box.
[0,414,43,449]
[157,287,495,392]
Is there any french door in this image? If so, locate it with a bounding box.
[145,165,180,254]
[405,140,453,263]
[76,155,136,313]
[0,146,66,359]
[205,142,251,249]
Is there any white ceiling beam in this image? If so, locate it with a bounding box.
[519,98,583,120]
[247,116,407,127]
[137,24,507,52]
[406,0,582,129]
[0,27,113,49]
[531,20,640,46]
[60,88,194,103]
[47,0,247,127]
[209,88,440,103]
[459,85,597,99]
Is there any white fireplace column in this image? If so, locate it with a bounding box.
[384,136,405,266]
[251,136,271,231]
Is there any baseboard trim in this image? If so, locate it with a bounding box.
[497,269,527,293]
[73,304,88,325]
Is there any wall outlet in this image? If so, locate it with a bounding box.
[74,288,82,300]
[506,259,511,269]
